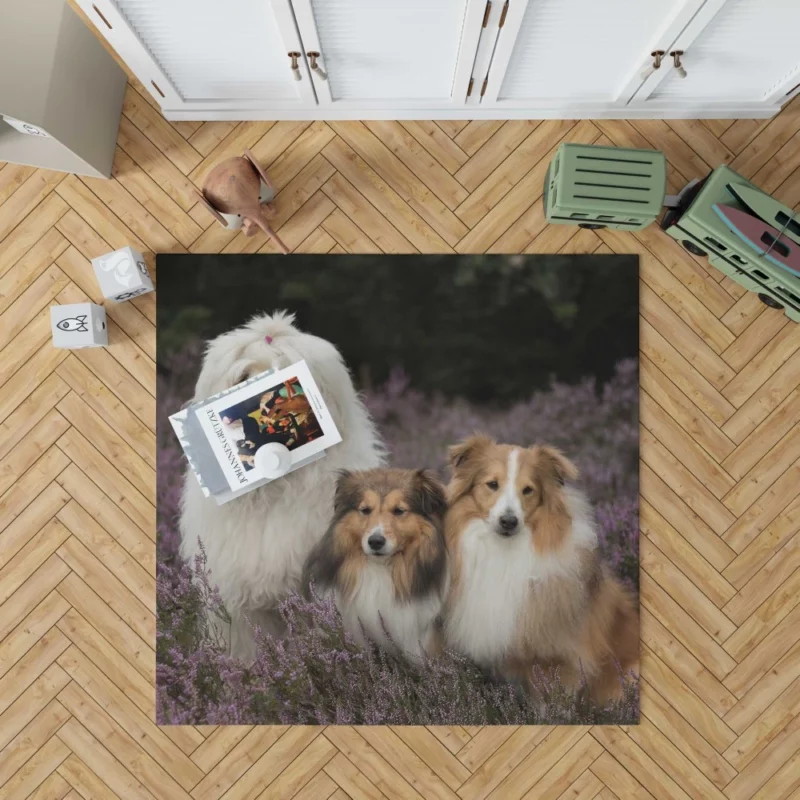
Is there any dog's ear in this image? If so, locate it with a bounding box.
[533,445,579,486]
[333,470,361,515]
[448,434,493,470]
[447,435,492,504]
[302,527,343,594]
[223,357,255,388]
[411,469,447,520]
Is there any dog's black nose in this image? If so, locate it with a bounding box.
[498,514,519,534]
[368,533,386,551]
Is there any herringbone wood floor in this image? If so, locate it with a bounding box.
[3,56,800,799]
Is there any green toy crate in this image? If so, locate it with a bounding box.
[661,164,800,322]
[543,143,666,231]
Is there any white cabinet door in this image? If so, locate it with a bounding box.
[479,0,706,109]
[76,0,316,111]
[288,0,486,109]
[632,0,800,109]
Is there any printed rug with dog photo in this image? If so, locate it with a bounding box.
[156,254,640,725]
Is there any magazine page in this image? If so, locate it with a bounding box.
[195,360,342,492]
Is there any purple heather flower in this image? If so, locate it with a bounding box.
[156,342,639,725]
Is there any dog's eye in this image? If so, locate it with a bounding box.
[522,486,534,495]
[359,507,372,516]
[392,507,406,516]
[486,480,499,491]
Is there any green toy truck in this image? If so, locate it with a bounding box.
[660,165,800,323]
[543,143,667,231]
[543,142,799,323]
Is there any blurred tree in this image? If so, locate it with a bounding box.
[157,254,637,403]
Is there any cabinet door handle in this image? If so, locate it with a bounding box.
[640,50,665,81]
[288,51,302,81]
[670,50,687,79]
[92,4,113,29]
[307,52,328,81]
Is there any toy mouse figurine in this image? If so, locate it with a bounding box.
[196,149,290,254]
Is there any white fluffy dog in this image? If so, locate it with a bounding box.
[179,311,384,661]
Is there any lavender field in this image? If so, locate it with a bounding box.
[156,341,639,725]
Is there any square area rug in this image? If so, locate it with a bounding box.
[156,254,640,725]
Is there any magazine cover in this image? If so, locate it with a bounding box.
[185,359,340,493]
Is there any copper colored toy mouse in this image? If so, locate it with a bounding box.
[196,149,289,254]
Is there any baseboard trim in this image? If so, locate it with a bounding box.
[162,104,781,121]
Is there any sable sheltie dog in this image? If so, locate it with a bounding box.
[303,468,448,660]
[443,435,639,701]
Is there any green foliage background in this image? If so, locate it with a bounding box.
[156,254,638,403]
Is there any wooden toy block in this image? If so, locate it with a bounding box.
[50,302,108,348]
[92,246,154,301]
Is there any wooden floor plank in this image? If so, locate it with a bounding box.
[454,121,505,156]
[0,732,70,800]
[364,120,469,210]
[589,751,656,800]
[0,170,65,243]
[56,535,154,644]
[321,172,417,254]
[454,121,540,192]
[263,121,336,190]
[0,229,68,317]
[0,591,71,682]
[0,163,37,206]
[116,115,200,211]
[641,393,736,501]
[324,133,458,251]
[111,147,203,248]
[455,120,584,237]
[640,679,737,790]
[641,572,738,682]
[122,85,202,176]
[723,532,800,624]
[729,97,800,179]
[640,356,735,464]
[641,499,736,608]
[400,121,469,174]
[0,487,70,577]
[640,463,736,571]
[722,349,800,444]
[591,726,695,800]
[56,716,158,800]
[57,682,191,800]
[2,71,800,800]
[187,121,238,157]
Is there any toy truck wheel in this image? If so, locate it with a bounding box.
[578,223,606,229]
[758,293,784,310]
[682,240,707,257]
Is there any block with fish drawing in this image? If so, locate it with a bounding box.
[92,246,154,302]
[50,303,108,349]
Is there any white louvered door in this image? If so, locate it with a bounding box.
[74,0,794,118]
[480,0,707,108]
[75,0,316,110]
[631,0,800,109]
[288,0,487,108]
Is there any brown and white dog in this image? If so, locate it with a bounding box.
[303,468,448,661]
[443,435,638,700]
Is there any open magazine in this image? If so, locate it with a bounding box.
[169,360,341,504]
